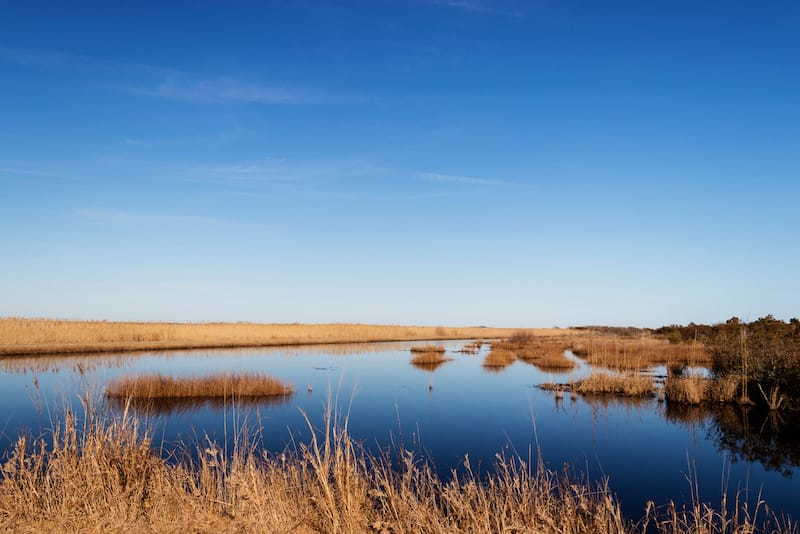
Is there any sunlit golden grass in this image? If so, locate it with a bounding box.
[517,346,576,370]
[567,334,710,370]
[665,375,741,405]
[0,406,793,533]
[483,347,517,369]
[0,318,573,356]
[575,372,655,397]
[410,350,448,366]
[105,373,293,400]
[491,334,576,370]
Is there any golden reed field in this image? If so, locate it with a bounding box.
[0,318,573,356]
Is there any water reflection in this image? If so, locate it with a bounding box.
[107,393,294,416]
[665,403,800,477]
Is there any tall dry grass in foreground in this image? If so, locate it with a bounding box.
[105,373,293,400]
[0,407,794,534]
[0,318,571,356]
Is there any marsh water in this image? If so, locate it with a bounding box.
[1,340,799,521]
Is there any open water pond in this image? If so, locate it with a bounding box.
[1,340,799,521]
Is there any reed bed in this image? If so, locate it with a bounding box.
[575,372,656,397]
[665,375,741,405]
[490,333,576,370]
[410,351,449,367]
[105,372,293,400]
[0,318,571,356]
[483,348,517,369]
[0,407,794,533]
[569,335,709,371]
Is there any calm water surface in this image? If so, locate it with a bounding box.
[1,340,798,520]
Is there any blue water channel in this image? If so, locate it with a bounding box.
[1,340,798,522]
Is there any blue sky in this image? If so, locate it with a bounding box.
[1,1,798,327]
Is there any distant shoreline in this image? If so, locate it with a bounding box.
[0,318,572,357]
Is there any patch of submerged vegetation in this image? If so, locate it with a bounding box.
[105,372,293,400]
[1,406,796,533]
[409,344,446,354]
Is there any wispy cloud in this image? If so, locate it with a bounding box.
[178,158,386,186]
[417,171,520,187]
[76,208,264,228]
[417,0,524,17]
[0,45,329,106]
[0,45,170,75]
[129,76,323,105]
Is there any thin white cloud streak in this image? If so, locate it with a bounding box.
[75,209,264,229]
[129,76,324,105]
[178,159,388,185]
[0,45,329,106]
[0,45,171,75]
[417,171,521,187]
[416,0,524,17]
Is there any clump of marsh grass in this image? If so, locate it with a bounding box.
[517,346,576,370]
[574,372,655,397]
[490,334,576,370]
[483,348,517,369]
[410,350,451,371]
[105,372,293,400]
[664,374,710,405]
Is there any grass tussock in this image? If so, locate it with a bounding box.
[483,348,517,369]
[410,351,450,369]
[105,372,293,400]
[0,318,572,356]
[570,334,709,371]
[665,375,741,405]
[575,372,656,397]
[491,333,576,370]
[0,407,794,534]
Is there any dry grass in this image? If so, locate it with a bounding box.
[483,348,517,369]
[105,373,293,400]
[575,372,656,397]
[0,406,793,534]
[664,375,709,405]
[517,346,576,370]
[569,334,710,371]
[665,375,741,405]
[490,334,576,370]
[0,318,572,356]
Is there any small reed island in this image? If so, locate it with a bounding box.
[105,372,293,401]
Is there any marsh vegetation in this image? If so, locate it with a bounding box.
[105,372,294,401]
[1,405,795,534]
[0,318,564,356]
